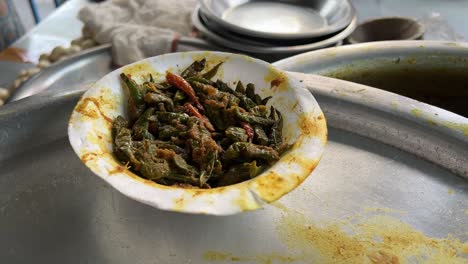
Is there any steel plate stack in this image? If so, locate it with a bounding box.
[193,0,357,60]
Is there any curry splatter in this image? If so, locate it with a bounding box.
[202,251,304,264]
[75,97,113,123]
[410,109,468,136]
[276,208,467,264]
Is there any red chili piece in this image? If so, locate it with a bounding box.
[241,122,254,142]
[166,71,204,110]
[185,103,215,132]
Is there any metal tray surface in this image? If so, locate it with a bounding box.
[0,87,466,263]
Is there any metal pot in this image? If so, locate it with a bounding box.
[275,40,468,117]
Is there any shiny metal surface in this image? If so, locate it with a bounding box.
[0,82,466,262]
[275,40,468,117]
[0,61,33,88]
[347,16,425,44]
[8,45,113,103]
[199,0,355,39]
[192,6,357,54]
[289,72,468,177]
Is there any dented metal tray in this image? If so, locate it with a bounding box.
[0,68,467,263]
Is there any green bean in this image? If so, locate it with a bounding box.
[120,73,145,122]
[202,62,223,79]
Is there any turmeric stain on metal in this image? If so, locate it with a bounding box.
[443,122,468,136]
[276,209,467,264]
[202,250,303,263]
[411,109,468,136]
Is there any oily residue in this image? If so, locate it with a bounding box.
[276,208,467,264]
[203,251,303,264]
[75,97,112,123]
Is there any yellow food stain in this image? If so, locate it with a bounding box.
[276,210,467,264]
[73,86,120,129]
[251,171,288,203]
[297,114,319,136]
[173,197,185,211]
[448,188,455,195]
[75,97,113,124]
[391,102,399,109]
[203,251,236,261]
[264,66,288,93]
[325,50,337,57]
[367,250,400,264]
[234,187,261,211]
[410,109,468,136]
[122,62,161,82]
[445,42,459,47]
[464,209,468,215]
[463,244,468,254]
[443,122,468,136]
[202,251,303,264]
[81,152,99,163]
[270,201,290,212]
[295,113,327,145]
[410,108,423,118]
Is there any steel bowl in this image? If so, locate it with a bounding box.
[199,0,356,40]
[346,17,425,44]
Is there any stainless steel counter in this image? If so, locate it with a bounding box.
[9,0,468,63]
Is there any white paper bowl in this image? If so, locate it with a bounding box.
[68,51,327,215]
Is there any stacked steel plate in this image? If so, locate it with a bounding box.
[193,0,357,60]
